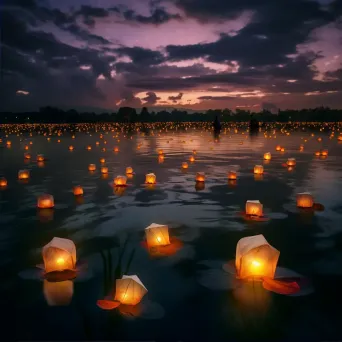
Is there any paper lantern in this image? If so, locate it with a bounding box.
[254,165,264,174]
[189,156,195,162]
[280,147,285,152]
[126,166,133,174]
[196,172,205,182]
[69,146,74,151]
[101,166,109,174]
[87,146,92,150]
[114,146,119,152]
[158,155,164,163]
[37,194,55,209]
[6,141,11,146]
[315,151,321,156]
[245,200,263,217]
[115,275,148,306]
[0,177,7,187]
[299,144,304,151]
[43,280,74,306]
[18,169,30,180]
[42,237,76,274]
[37,154,45,162]
[88,164,96,172]
[24,145,29,150]
[338,135,342,141]
[73,186,83,196]
[227,171,237,180]
[236,234,280,280]
[114,175,127,186]
[321,149,328,156]
[158,149,163,155]
[100,158,105,163]
[286,158,296,166]
[145,173,156,184]
[275,145,281,151]
[296,192,314,208]
[24,153,31,159]
[182,162,189,169]
[145,223,170,248]
[263,152,271,161]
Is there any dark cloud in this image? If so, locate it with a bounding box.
[168,92,183,102]
[197,96,235,100]
[115,47,165,65]
[118,89,142,107]
[142,91,161,105]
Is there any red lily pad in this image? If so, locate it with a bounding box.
[262,277,300,295]
[97,300,121,310]
[313,203,325,211]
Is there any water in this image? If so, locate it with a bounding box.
[1,124,342,341]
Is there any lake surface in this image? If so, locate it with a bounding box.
[1,123,342,342]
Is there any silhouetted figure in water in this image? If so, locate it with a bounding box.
[249,114,259,132]
[213,116,221,134]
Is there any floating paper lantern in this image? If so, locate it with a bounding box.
[315,151,321,156]
[280,147,285,152]
[182,162,189,169]
[42,237,76,274]
[24,153,31,159]
[88,164,96,172]
[69,146,74,151]
[158,155,164,163]
[145,223,170,248]
[73,186,83,196]
[245,200,263,217]
[0,177,7,187]
[18,169,30,180]
[296,192,314,208]
[193,150,197,155]
[321,149,328,156]
[196,172,205,182]
[263,152,271,160]
[114,146,119,152]
[299,144,304,151]
[126,166,133,174]
[145,173,156,184]
[24,145,29,150]
[86,146,91,151]
[115,275,148,306]
[275,145,281,151]
[100,158,105,163]
[114,175,127,186]
[6,141,11,146]
[236,234,280,280]
[37,154,45,162]
[43,280,74,306]
[189,155,195,162]
[101,166,109,174]
[338,135,342,141]
[254,165,264,174]
[286,158,296,166]
[227,171,237,180]
[158,149,163,155]
[37,194,55,209]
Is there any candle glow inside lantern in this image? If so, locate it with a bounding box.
[73,186,83,196]
[245,200,263,217]
[182,162,189,169]
[42,237,76,274]
[37,154,45,162]
[18,169,30,180]
[235,234,280,280]
[37,194,55,209]
[114,275,148,306]
[145,173,156,184]
[88,164,96,172]
[296,192,314,208]
[263,152,271,161]
[227,171,237,180]
[114,175,127,186]
[145,223,170,248]
[286,158,296,166]
[196,172,205,182]
[254,165,264,174]
[126,166,133,174]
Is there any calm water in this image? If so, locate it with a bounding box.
[1,124,342,342]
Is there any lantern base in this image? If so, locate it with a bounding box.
[44,269,77,282]
[241,212,269,222]
[141,237,183,257]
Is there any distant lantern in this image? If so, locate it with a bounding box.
[275,145,281,151]
[315,151,321,156]
[321,149,328,157]
[145,223,170,248]
[338,135,342,141]
[6,141,11,146]
[42,237,76,274]
[115,275,148,306]
[227,171,237,180]
[286,158,296,166]
[245,200,263,217]
[193,150,197,155]
[296,192,314,208]
[189,155,195,162]
[280,147,285,152]
[158,155,164,163]
[100,158,105,163]
[43,279,74,306]
[299,144,304,151]
[69,146,74,151]
[254,165,264,174]
[317,137,322,142]
[73,186,83,196]
[18,169,30,180]
[114,146,119,152]
[88,164,96,172]
[182,162,189,169]
[145,173,156,184]
[235,234,280,280]
[158,149,163,155]
[24,153,31,159]
[24,145,29,150]
[0,177,7,187]
[196,172,205,182]
[37,154,45,162]
[126,166,133,174]
[263,152,271,160]
[114,175,127,186]
[87,146,91,150]
[101,166,109,174]
[37,194,55,209]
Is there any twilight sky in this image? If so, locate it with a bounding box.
[1,0,342,112]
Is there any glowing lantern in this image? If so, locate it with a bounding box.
[286,158,296,166]
[315,151,321,156]
[114,146,119,152]
[158,149,163,155]
[42,237,76,274]
[0,177,7,187]
[158,155,164,163]
[280,147,285,152]
[145,223,170,248]
[69,146,74,151]
[299,144,304,151]
[37,194,55,209]
[254,165,264,174]
[182,162,189,169]
[43,280,74,306]
[37,154,45,162]
[275,145,281,151]
[101,166,109,174]
[88,164,96,172]
[100,158,105,163]
[126,166,133,175]
[189,155,195,162]
[114,175,127,186]
[6,141,11,147]
[18,169,30,180]
[87,146,91,150]
[24,153,31,159]
[338,135,342,141]
[263,152,271,160]
[145,173,156,184]
[235,234,280,280]
[227,171,237,180]
[115,275,148,306]
[317,137,322,142]
[24,145,29,150]
[245,200,263,217]
[73,186,83,196]
[321,149,328,156]
[296,192,314,208]
[196,172,205,182]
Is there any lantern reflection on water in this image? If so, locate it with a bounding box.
[245,200,263,217]
[43,280,74,306]
[236,234,280,280]
[115,275,148,306]
[145,223,170,248]
[42,237,76,274]
[296,192,314,208]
